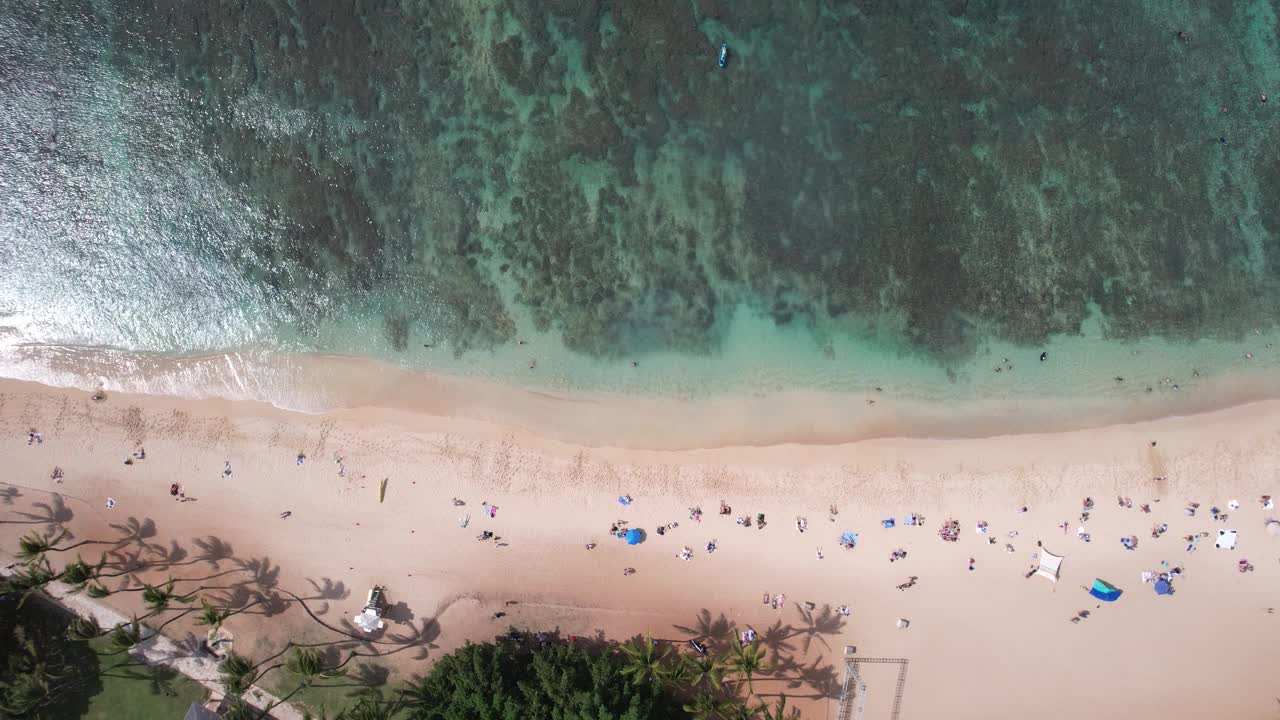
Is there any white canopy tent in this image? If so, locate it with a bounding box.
[1035,548,1064,582]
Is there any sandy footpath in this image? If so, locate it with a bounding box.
[1,377,1277,719]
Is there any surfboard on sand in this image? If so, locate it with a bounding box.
[378,478,388,503]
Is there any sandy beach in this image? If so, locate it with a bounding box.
[2,376,1278,719]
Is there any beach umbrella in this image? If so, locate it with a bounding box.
[625,528,644,545]
[1153,579,1173,595]
[1266,520,1280,537]
[1087,579,1122,602]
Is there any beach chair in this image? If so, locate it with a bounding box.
[353,585,388,633]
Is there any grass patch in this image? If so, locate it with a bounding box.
[85,636,209,720]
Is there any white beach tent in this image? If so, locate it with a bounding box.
[1215,530,1238,550]
[1035,548,1064,583]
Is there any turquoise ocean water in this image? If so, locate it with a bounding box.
[2,1,1280,435]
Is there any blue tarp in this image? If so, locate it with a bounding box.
[1088,579,1122,602]
[882,519,895,529]
[625,528,644,545]
[1153,579,1173,595]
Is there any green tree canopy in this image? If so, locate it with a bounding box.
[403,638,687,720]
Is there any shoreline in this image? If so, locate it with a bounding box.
[3,343,1280,451]
[0,377,1277,719]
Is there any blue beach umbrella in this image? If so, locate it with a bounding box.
[1153,579,1173,595]
[1087,579,1122,602]
[625,528,644,545]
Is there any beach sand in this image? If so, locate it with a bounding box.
[1,376,1278,719]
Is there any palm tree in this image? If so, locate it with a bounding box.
[59,554,104,593]
[286,648,346,687]
[727,639,769,696]
[219,652,259,696]
[619,632,668,686]
[85,581,111,599]
[755,693,788,720]
[682,689,732,719]
[140,577,197,613]
[337,696,403,720]
[722,703,763,720]
[106,617,143,654]
[0,637,64,716]
[660,651,694,689]
[687,652,726,691]
[16,528,66,563]
[65,615,102,642]
[0,664,51,716]
[15,528,109,562]
[2,560,57,606]
[194,599,229,630]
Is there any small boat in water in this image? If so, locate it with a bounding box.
[718,43,728,68]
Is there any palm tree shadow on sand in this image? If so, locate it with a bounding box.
[672,608,847,703]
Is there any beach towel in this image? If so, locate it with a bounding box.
[1215,529,1238,550]
[882,519,895,529]
[840,532,858,547]
[618,495,632,506]
[903,514,916,526]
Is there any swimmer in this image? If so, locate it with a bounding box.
[1039,351,1047,362]
[1176,30,1188,42]
[528,357,536,369]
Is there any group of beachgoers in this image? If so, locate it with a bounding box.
[22,423,1277,642]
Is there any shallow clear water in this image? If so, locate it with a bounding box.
[2,0,1280,416]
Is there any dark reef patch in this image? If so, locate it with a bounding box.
[7,0,1280,361]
